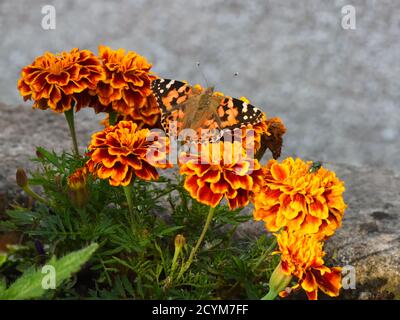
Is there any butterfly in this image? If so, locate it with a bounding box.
[151,78,264,142]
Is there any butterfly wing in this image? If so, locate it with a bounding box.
[151,79,195,135]
[152,78,265,140]
[215,96,264,130]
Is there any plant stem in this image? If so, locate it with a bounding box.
[22,186,50,206]
[253,237,277,271]
[261,289,279,300]
[64,107,80,157]
[123,184,134,218]
[169,247,180,277]
[177,206,216,280]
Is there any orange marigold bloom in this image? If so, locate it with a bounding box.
[179,141,263,209]
[17,48,104,113]
[239,116,286,160]
[274,230,342,300]
[86,121,170,186]
[91,45,160,126]
[100,97,162,130]
[252,157,346,238]
[67,167,88,190]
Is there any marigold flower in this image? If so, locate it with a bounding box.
[100,98,162,130]
[67,167,89,207]
[17,48,104,113]
[179,141,263,209]
[272,230,342,300]
[252,157,346,238]
[86,121,170,186]
[91,45,159,126]
[238,117,286,160]
[67,167,88,191]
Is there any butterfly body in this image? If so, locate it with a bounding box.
[152,79,264,141]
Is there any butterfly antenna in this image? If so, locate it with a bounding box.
[196,62,209,88]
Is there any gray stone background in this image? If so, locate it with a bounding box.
[0,0,399,174]
[0,0,399,298]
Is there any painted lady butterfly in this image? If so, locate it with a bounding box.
[151,79,264,141]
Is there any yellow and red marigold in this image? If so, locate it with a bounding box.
[67,167,88,190]
[238,117,286,160]
[100,94,162,130]
[252,157,347,238]
[272,230,342,300]
[179,141,263,210]
[91,45,160,127]
[17,48,104,113]
[86,120,170,186]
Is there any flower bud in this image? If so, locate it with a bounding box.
[36,149,44,159]
[174,234,186,250]
[54,174,62,192]
[16,168,28,188]
[67,167,89,208]
[266,261,293,299]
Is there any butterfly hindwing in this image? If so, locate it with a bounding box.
[215,96,264,131]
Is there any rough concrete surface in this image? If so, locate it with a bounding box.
[0,0,399,299]
[324,164,400,299]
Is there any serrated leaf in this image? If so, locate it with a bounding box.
[0,243,98,300]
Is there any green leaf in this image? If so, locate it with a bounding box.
[35,147,61,169]
[0,278,6,293]
[0,243,98,300]
[0,253,7,268]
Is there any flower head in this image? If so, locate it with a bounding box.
[252,157,346,238]
[18,48,104,113]
[179,141,263,209]
[67,167,88,191]
[273,230,342,300]
[86,121,170,186]
[92,45,159,127]
[100,96,162,130]
[238,116,286,160]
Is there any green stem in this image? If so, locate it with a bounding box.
[253,237,277,271]
[64,107,80,157]
[123,184,134,218]
[22,186,50,206]
[177,206,216,280]
[261,289,279,300]
[169,247,181,277]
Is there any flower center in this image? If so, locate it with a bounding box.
[48,61,64,75]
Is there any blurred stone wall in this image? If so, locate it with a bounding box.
[0,0,399,172]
